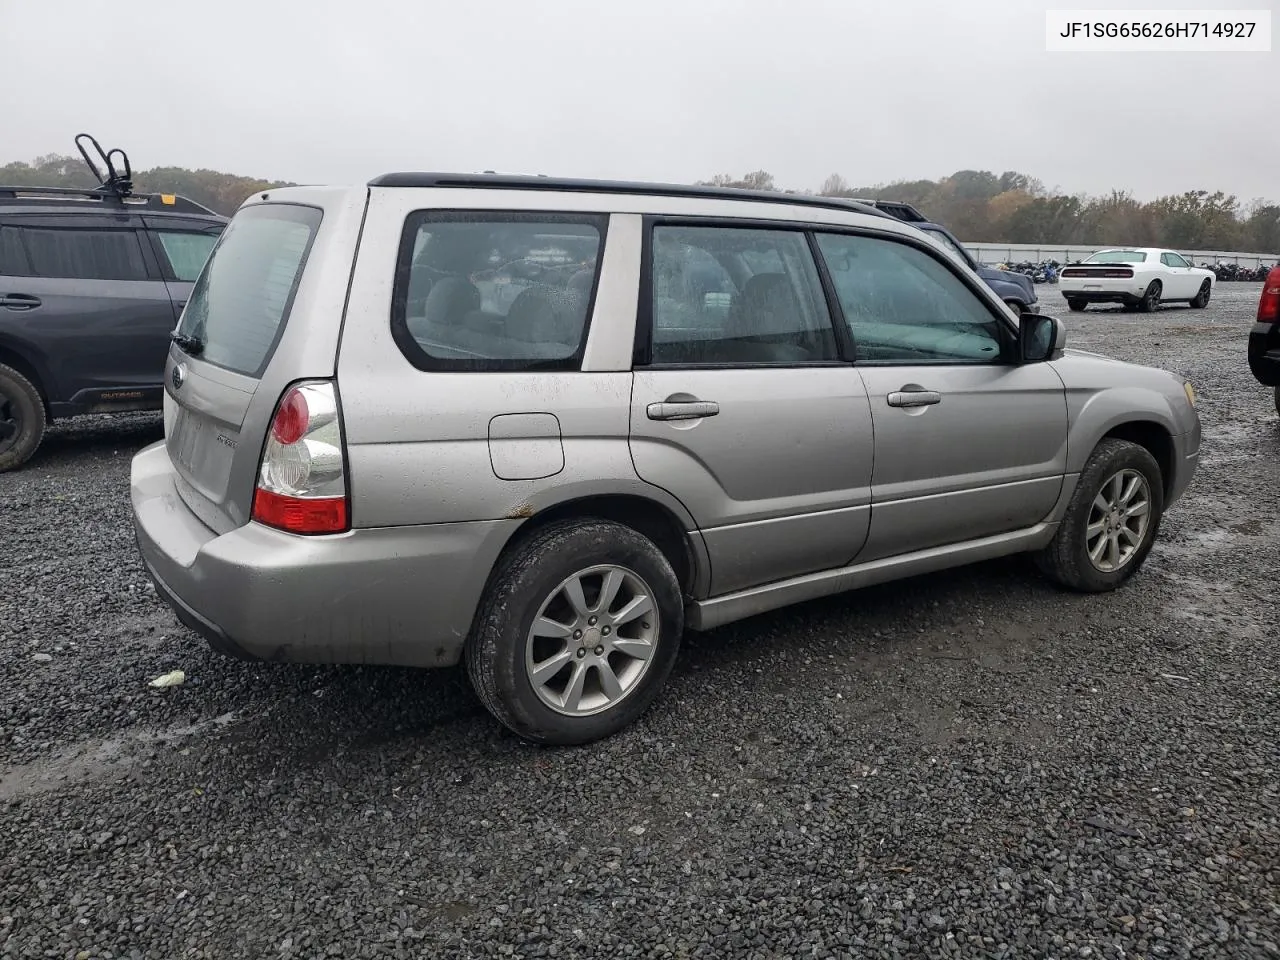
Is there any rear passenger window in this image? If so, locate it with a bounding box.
[0,227,28,276]
[153,231,220,282]
[18,227,148,281]
[646,226,837,366]
[392,213,606,371]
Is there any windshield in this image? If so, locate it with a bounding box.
[1085,250,1147,263]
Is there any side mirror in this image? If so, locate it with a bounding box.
[1020,313,1066,363]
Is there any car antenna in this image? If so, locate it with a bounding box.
[75,132,133,201]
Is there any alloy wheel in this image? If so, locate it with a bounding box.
[1086,469,1152,572]
[524,564,659,717]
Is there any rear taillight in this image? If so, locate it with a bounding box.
[1258,267,1280,323]
[1062,267,1134,279]
[252,380,350,535]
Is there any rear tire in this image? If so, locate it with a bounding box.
[1138,281,1162,313]
[1190,280,1211,308]
[1034,439,1164,593]
[1067,299,1087,312]
[0,363,46,473]
[465,519,684,745]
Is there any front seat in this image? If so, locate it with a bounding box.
[722,273,814,362]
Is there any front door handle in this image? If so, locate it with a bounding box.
[887,390,942,408]
[0,294,41,310]
[647,400,720,421]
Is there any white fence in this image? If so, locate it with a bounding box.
[965,242,1280,269]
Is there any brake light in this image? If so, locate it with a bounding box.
[1061,267,1133,279]
[252,381,350,535]
[1259,267,1280,323]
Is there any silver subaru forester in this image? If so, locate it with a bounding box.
[131,174,1201,744]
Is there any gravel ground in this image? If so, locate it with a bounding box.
[1,285,1277,959]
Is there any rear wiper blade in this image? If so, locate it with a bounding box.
[170,332,204,355]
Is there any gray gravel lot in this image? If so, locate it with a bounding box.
[1,285,1277,959]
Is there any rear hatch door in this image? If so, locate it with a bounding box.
[163,193,362,534]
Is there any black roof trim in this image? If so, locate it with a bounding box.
[0,185,222,218]
[847,199,930,223]
[367,173,891,219]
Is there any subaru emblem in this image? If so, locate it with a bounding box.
[171,363,186,391]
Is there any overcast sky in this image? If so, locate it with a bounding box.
[2,0,1275,201]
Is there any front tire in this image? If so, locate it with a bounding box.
[1066,298,1087,312]
[1190,280,1211,308]
[1274,386,1279,418]
[0,363,47,473]
[1034,439,1164,593]
[1138,280,1162,313]
[466,519,684,745]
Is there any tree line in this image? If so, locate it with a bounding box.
[0,153,292,218]
[5,152,1277,253]
[702,170,1280,253]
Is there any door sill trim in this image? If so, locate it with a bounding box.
[687,520,1058,631]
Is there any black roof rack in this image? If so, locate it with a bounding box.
[0,132,221,218]
[368,172,891,219]
[0,184,220,216]
[847,199,930,223]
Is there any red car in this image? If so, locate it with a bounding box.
[1250,265,1280,416]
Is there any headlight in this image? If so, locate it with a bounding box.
[1183,381,1197,408]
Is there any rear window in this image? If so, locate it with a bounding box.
[1086,250,1147,263]
[176,204,321,378]
[391,212,606,371]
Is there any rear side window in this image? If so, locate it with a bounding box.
[645,225,837,366]
[392,212,606,371]
[18,227,148,280]
[0,227,29,275]
[154,231,221,282]
[176,204,321,378]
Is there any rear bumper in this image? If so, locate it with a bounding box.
[1059,285,1148,305]
[130,441,519,667]
[1248,322,1280,387]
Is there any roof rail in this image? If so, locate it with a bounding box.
[0,185,220,216]
[847,199,929,223]
[368,172,891,219]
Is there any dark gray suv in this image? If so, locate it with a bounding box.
[0,139,226,470]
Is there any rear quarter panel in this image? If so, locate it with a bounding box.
[336,195,688,533]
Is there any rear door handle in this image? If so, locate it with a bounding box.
[0,294,41,310]
[647,400,720,421]
[887,390,942,408]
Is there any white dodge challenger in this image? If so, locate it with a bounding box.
[1059,248,1216,313]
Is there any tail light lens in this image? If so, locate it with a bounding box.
[1259,267,1280,323]
[1061,267,1133,279]
[252,380,350,535]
